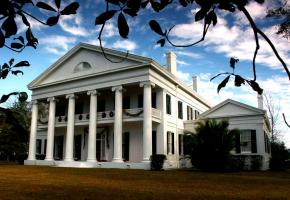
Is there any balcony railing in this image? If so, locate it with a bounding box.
[38,108,161,126]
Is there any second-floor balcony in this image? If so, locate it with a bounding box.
[38,108,161,127]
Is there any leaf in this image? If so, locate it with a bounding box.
[141,0,149,8]
[26,28,38,49]
[60,2,79,15]
[127,0,141,12]
[151,1,161,12]
[19,12,30,27]
[230,57,239,69]
[9,59,14,66]
[123,8,138,17]
[95,10,117,25]
[217,75,230,93]
[13,61,30,68]
[0,92,19,104]
[255,0,264,4]
[118,12,129,38]
[55,0,61,9]
[36,2,57,12]
[0,30,4,48]
[2,17,17,38]
[207,10,217,26]
[18,92,28,102]
[149,20,165,36]
[1,69,9,79]
[2,63,9,69]
[248,80,263,95]
[46,15,60,26]
[106,0,120,5]
[156,38,165,47]
[11,70,24,76]
[234,75,245,87]
[179,0,188,7]
[11,42,24,49]
[195,9,207,21]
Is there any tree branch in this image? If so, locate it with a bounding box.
[165,19,210,48]
[283,113,290,128]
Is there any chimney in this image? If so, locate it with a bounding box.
[166,52,177,76]
[257,94,263,109]
[192,75,198,92]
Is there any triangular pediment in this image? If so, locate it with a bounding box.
[200,99,265,118]
[29,43,151,88]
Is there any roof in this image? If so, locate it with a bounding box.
[199,98,266,119]
[28,43,211,108]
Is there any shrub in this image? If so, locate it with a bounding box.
[250,155,263,171]
[150,154,166,171]
[228,155,246,171]
[270,141,289,170]
[16,153,28,165]
[36,154,46,160]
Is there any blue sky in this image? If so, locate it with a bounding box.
[1,0,290,146]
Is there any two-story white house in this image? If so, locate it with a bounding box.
[25,43,211,169]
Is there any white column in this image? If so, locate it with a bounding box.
[64,94,75,162]
[140,81,155,162]
[112,86,123,162]
[45,97,56,161]
[27,100,38,161]
[87,90,98,162]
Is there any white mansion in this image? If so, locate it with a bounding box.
[25,43,271,170]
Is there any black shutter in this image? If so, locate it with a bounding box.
[138,95,143,108]
[152,92,156,109]
[171,132,175,154]
[152,131,157,155]
[124,132,130,161]
[235,133,241,153]
[251,130,257,153]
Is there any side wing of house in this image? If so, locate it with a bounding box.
[199,99,271,170]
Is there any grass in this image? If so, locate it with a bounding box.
[0,165,290,200]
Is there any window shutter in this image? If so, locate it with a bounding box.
[235,133,241,153]
[171,132,175,154]
[251,130,257,153]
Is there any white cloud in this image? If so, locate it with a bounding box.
[176,70,191,84]
[59,14,89,36]
[176,60,190,66]
[40,35,77,55]
[111,40,138,51]
[175,50,202,59]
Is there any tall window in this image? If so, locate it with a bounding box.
[152,92,156,109]
[190,107,193,120]
[152,131,157,155]
[171,132,175,154]
[36,139,42,154]
[178,134,183,155]
[75,101,84,114]
[167,132,171,154]
[97,99,106,112]
[166,94,171,114]
[194,110,200,119]
[178,101,183,119]
[123,96,130,109]
[138,94,143,108]
[235,130,257,153]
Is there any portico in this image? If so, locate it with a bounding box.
[26,82,160,169]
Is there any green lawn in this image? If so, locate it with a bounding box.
[0,165,290,200]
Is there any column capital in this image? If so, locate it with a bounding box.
[140,81,155,88]
[112,85,123,92]
[31,100,38,105]
[66,93,75,99]
[87,90,98,96]
[47,97,57,102]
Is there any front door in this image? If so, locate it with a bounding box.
[96,133,106,161]
[54,136,63,160]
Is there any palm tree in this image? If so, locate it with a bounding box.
[190,119,239,171]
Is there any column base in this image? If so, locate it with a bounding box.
[64,158,74,162]
[112,158,124,163]
[45,157,54,161]
[142,159,150,163]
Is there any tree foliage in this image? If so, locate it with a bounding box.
[96,0,290,94]
[0,0,79,104]
[267,0,290,39]
[0,98,30,161]
[269,141,289,170]
[189,119,239,171]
